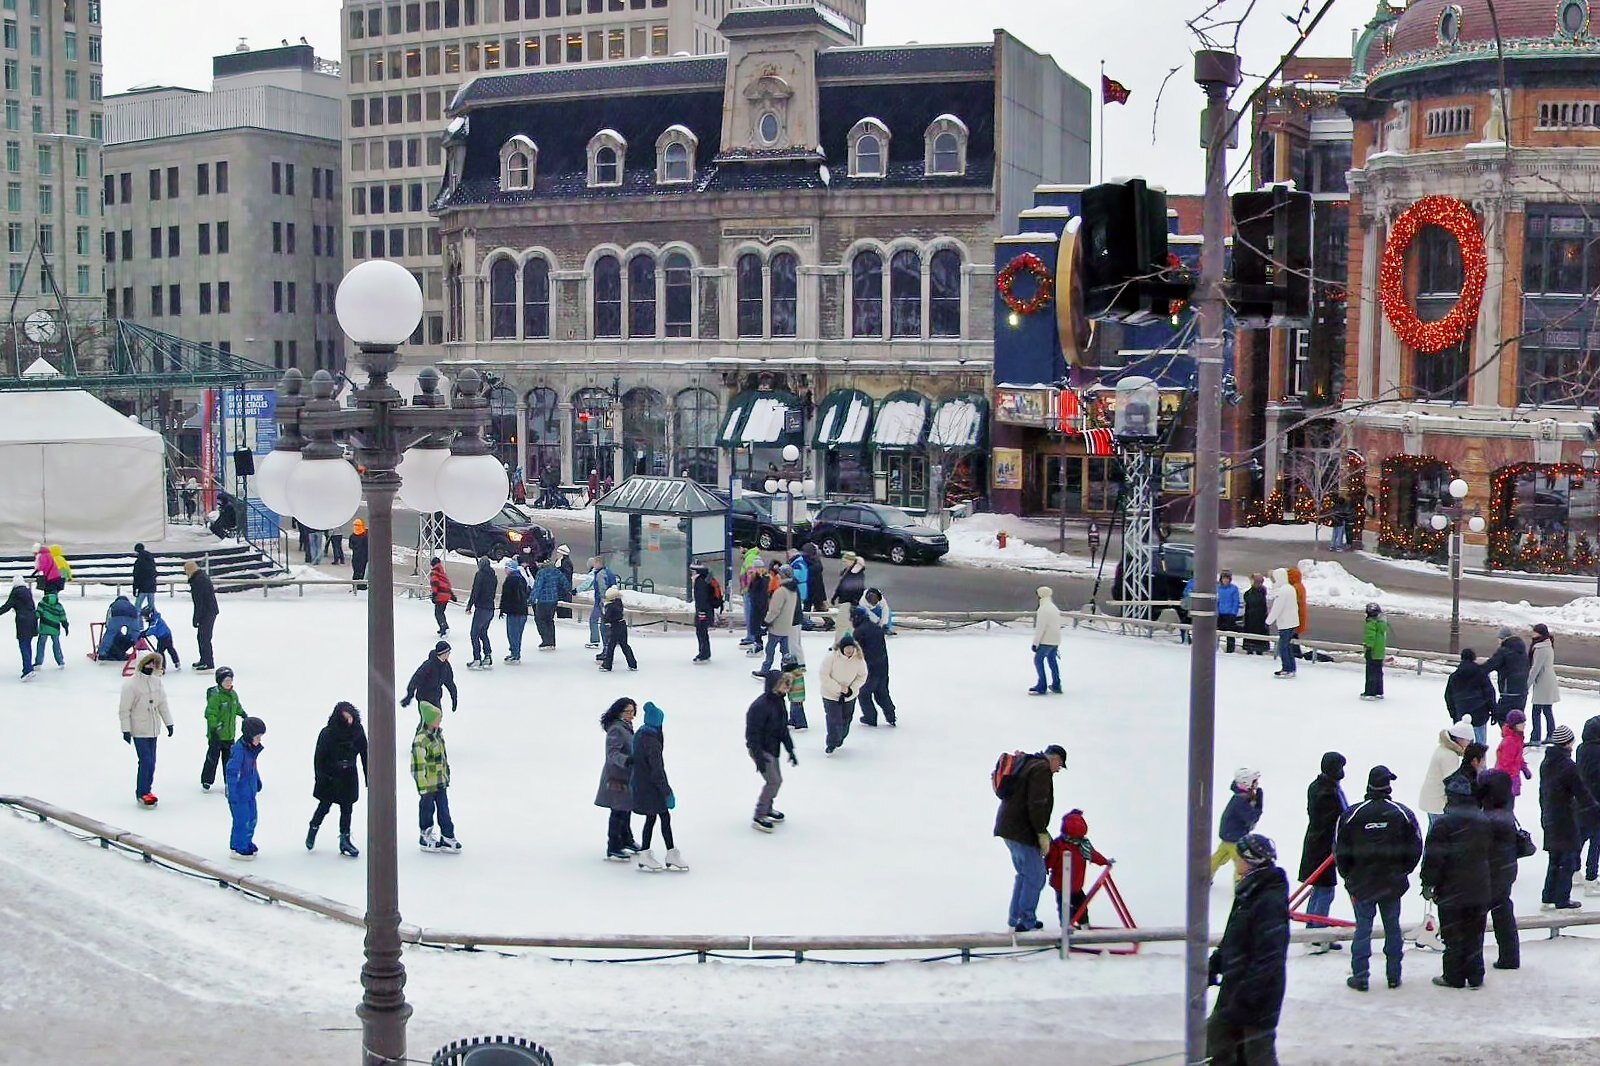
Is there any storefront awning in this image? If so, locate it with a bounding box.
[870,391,930,451]
[717,389,802,447]
[813,388,874,448]
[929,395,988,450]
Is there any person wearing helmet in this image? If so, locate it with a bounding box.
[1361,603,1389,700]
[224,716,267,860]
[202,667,246,792]
[1206,832,1289,1064]
[1211,768,1264,883]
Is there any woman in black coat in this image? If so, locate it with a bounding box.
[1478,769,1523,969]
[1241,574,1269,655]
[307,702,368,858]
[628,701,685,871]
[0,577,39,679]
[1298,752,1346,946]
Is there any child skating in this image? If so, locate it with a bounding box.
[224,716,266,860]
[1361,602,1389,700]
[140,605,181,670]
[1046,809,1113,928]
[599,586,636,671]
[783,654,808,731]
[1210,768,1263,881]
[202,667,246,792]
[33,590,67,669]
[413,702,461,852]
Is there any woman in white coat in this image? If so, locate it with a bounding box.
[1528,623,1561,746]
[1265,567,1300,678]
[1420,720,1473,831]
[819,634,869,756]
[118,651,174,806]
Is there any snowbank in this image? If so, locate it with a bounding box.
[1221,523,1327,543]
[943,513,1095,574]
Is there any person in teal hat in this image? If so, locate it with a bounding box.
[629,701,687,872]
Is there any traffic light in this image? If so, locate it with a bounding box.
[1229,184,1313,328]
[1079,178,1192,324]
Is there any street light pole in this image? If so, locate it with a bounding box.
[1430,477,1483,655]
[1583,448,1599,597]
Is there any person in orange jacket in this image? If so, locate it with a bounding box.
[1046,808,1112,928]
[428,557,457,637]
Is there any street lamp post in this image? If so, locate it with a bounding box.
[1583,448,1600,598]
[253,260,509,1066]
[1429,476,1486,655]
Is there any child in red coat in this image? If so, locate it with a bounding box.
[1494,709,1531,796]
[1046,808,1112,928]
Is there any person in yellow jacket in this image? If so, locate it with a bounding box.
[412,702,460,852]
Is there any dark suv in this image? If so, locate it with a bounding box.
[445,503,554,564]
[1111,542,1195,619]
[726,493,813,550]
[810,503,948,565]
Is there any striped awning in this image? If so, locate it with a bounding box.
[813,388,874,448]
[716,389,802,447]
[928,395,989,449]
[870,391,930,451]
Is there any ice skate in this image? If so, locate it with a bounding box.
[752,817,775,833]
[305,823,319,850]
[420,828,441,852]
[339,833,360,858]
[138,793,158,807]
[664,848,690,872]
[635,849,664,872]
[767,810,785,823]
[229,849,257,862]
[437,835,462,852]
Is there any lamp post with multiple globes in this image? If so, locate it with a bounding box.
[1429,476,1486,655]
[763,443,814,551]
[252,260,510,1066]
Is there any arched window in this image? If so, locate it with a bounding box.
[499,134,538,189]
[856,135,882,176]
[622,387,667,476]
[587,129,626,188]
[770,252,798,337]
[890,249,922,338]
[522,257,550,338]
[664,142,691,183]
[593,254,622,338]
[487,385,517,468]
[674,386,720,484]
[572,387,613,481]
[924,115,968,177]
[663,251,693,337]
[851,250,883,338]
[507,152,530,188]
[525,386,561,483]
[628,252,657,337]
[656,125,698,185]
[736,252,763,337]
[489,257,517,339]
[931,134,960,175]
[929,248,962,338]
[848,118,891,179]
[594,145,619,186]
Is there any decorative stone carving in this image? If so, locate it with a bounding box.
[1381,101,1410,154]
[1537,418,1560,442]
[1481,88,1508,143]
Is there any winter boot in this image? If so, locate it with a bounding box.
[306,823,319,851]
[339,833,360,858]
[664,848,690,872]
[635,849,664,872]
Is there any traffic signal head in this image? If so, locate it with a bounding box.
[1229,184,1313,328]
[1079,178,1193,324]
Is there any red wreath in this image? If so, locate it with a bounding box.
[997,252,1055,316]
[1379,195,1487,353]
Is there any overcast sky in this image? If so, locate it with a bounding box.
[103,0,1374,193]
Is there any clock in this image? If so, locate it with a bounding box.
[23,309,59,345]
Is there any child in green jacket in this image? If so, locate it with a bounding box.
[1361,603,1389,700]
[34,591,67,668]
[202,667,246,791]
[783,654,808,730]
[413,702,460,852]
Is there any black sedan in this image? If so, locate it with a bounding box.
[444,503,554,564]
[728,493,813,550]
[810,503,948,565]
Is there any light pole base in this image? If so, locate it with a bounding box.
[357,1000,415,1066]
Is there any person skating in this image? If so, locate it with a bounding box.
[819,633,867,755]
[412,702,460,852]
[1578,716,1600,896]
[328,526,346,566]
[532,558,571,649]
[428,557,456,637]
[1477,769,1525,970]
[1047,809,1112,928]
[1538,725,1596,909]
[1445,648,1497,746]
[201,667,246,792]
[1265,567,1300,677]
[596,697,639,860]
[629,701,687,872]
[831,552,867,611]
[747,670,797,832]
[118,651,173,806]
[184,560,218,671]
[1210,769,1264,880]
[350,518,370,588]
[1216,570,1241,653]
[743,557,771,656]
[738,545,762,647]
[1029,585,1062,695]
[993,744,1067,932]
[851,605,895,727]
[1241,573,1270,655]
[1528,624,1561,746]
[1361,603,1389,700]
[788,549,811,628]
[584,555,618,650]
[758,566,800,673]
[224,716,267,861]
[1335,765,1423,991]
[465,556,498,669]
[1481,625,1529,724]
[1494,709,1532,799]
[401,641,458,714]
[801,540,828,615]
[31,543,65,593]
[1205,833,1290,1065]
[691,562,719,663]
[863,587,893,635]
[782,654,807,731]
[599,587,637,671]
[33,590,67,670]
[97,595,140,661]
[1422,721,1474,831]
[1420,775,1492,989]
[499,559,530,662]
[308,701,368,858]
[140,605,181,671]
[1299,752,1348,953]
[131,542,158,615]
[0,576,38,680]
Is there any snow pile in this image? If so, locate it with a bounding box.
[1295,559,1384,608]
[619,588,692,612]
[1221,523,1326,543]
[943,513,1095,574]
[1294,559,1600,636]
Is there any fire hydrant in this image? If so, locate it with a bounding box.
[997,530,1009,549]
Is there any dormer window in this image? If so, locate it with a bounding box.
[498,134,537,191]
[924,114,969,177]
[656,124,698,185]
[848,118,891,178]
[587,128,627,189]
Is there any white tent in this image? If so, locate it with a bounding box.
[0,389,167,547]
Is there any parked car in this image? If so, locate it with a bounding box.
[725,492,814,550]
[810,503,948,565]
[1111,542,1194,620]
[444,503,554,564]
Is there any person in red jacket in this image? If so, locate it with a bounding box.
[428,557,457,637]
[1047,808,1112,928]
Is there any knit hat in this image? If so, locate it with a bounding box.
[1447,721,1474,742]
[418,702,443,728]
[1233,767,1260,789]
[430,557,442,566]
[433,640,451,656]
[241,716,266,741]
[1367,765,1397,793]
[1505,709,1526,727]
[642,701,664,729]
[1550,724,1575,747]
[1235,833,1277,866]
[604,586,622,602]
[1365,602,1381,617]
[556,544,570,557]
[1062,809,1089,838]
[1459,648,1477,662]
[214,666,234,685]
[1497,625,1514,639]
[836,632,857,649]
[134,542,145,552]
[1037,585,1054,599]
[1444,774,1476,799]
[1320,752,1346,780]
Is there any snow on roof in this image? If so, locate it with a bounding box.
[816,393,871,445]
[929,398,982,448]
[740,397,791,445]
[871,398,928,447]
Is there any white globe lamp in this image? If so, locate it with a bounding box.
[1467,515,1486,534]
[287,458,363,530]
[254,448,301,515]
[801,478,816,497]
[1430,514,1449,532]
[781,444,800,464]
[1448,478,1469,500]
[764,478,779,494]
[434,452,509,525]
[397,445,450,512]
[335,260,424,348]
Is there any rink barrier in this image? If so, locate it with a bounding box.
[7,793,1599,963]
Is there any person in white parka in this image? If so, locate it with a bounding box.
[1528,623,1561,747]
[1265,567,1301,678]
[1420,720,1473,832]
[1030,586,1063,695]
[119,651,174,807]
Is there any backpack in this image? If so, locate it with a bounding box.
[992,750,1030,798]
[707,575,724,610]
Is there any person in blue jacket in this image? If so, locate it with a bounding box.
[788,550,810,628]
[1180,578,1196,645]
[531,558,572,649]
[585,555,617,651]
[225,715,267,860]
[1211,768,1264,882]
[1217,570,1243,653]
[99,595,141,660]
[140,605,181,670]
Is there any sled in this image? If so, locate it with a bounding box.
[120,636,155,677]
[1287,855,1356,930]
[1061,867,1140,957]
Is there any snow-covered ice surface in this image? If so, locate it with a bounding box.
[4,589,1600,1063]
[943,513,1096,574]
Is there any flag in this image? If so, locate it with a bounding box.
[1084,428,1116,457]
[1102,75,1131,106]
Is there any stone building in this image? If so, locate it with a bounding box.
[432,3,1089,509]
[1340,0,1600,572]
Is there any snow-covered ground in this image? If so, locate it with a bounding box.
[942,513,1096,574]
[1221,522,1330,544]
[5,589,1600,1063]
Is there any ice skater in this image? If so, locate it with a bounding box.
[596,697,639,860]
[0,576,38,680]
[225,716,267,860]
[401,641,458,714]
[746,670,797,832]
[140,605,181,670]
[202,667,246,792]
[1361,603,1389,700]
[599,587,636,671]
[428,557,456,636]
[412,702,460,852]
[629,701,687,872]
[308,701,367,858]
[782,654,807,731]
[118,652,173,806]
[819,634,867,755]
[1210,769,1263,881]
[1047,809,1112,928]
[1028,585,1062,695]
[33,589,67,669]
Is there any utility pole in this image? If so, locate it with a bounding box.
[1184,48,1240,1065]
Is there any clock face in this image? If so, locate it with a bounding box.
[23,310,58,344]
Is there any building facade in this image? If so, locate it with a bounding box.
[340,0,864,373]
[1340,0,1600,573]
[431,4,1089,509]
[102,45,344,372]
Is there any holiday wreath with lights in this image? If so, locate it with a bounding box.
[996,252,1054,316]
[1378,195,1487,353]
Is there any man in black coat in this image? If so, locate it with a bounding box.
[851,606,896,727]
[993,744,1067,933]
[131,542,158,615]
[350,522,370,586]
[1538,725,1598,908]
[1481,627,1529,723]
[183,560,219,670]
[1299,752,1347,951]
[1207,833,1290,1065]
[745,561,770,655]
[466,557,498,669]
[1421,775,1493,988]
[800,541,827,614]
[498,560,530,663]
[1478,769,1524,970]
[1335,765,1423,991]
[745,670,797,832]
[1577,716,1600,893]
[401,641,458,714]
[691,563,717,663]
[1444,648,1497,744]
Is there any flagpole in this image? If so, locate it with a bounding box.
[1098,59,1105,183]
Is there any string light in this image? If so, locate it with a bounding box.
[1376,455,1452,560]
[1488,462,1590,573]
[996,253,1054,317]
[1378,196,1487,354]
[1261,86,1341,111]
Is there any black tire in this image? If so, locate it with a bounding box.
[488,542,508,561]
[819,536,841,558]
[758,529,776,550]
[889,543,908,565]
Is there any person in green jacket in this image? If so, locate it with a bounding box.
[33,591,67,668]
[412,702,460,852]
[1361,603,1389,701]
[202,667,246,791]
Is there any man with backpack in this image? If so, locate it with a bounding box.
[992,744,1068,932]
